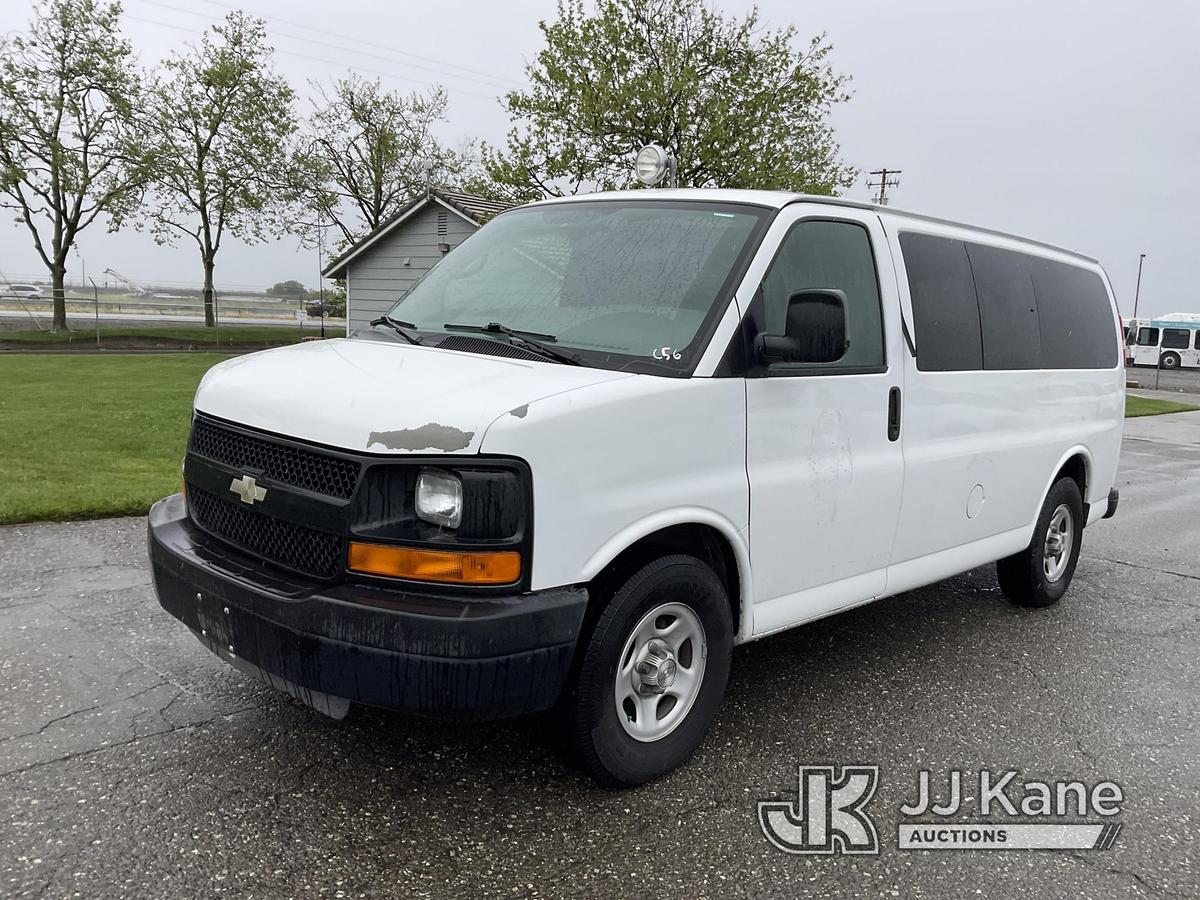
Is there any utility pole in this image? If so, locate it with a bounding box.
[1132,253,1146,319]
[868,168,901,205]
[317,222,326,339]
[88,277,100,347]
[868,168,902,206]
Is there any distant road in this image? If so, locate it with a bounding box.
[1126,365,1200,395]
[0,309,346,330]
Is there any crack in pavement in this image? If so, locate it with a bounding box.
[1090,555,1200,584]
[0,703,101,745]
[0,705,260,780]
[0,680,178,747]
[1063,849,1181,899]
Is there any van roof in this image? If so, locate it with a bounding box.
[528,189,1099,264]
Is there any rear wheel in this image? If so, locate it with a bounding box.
[1160,351,1181,370]
[566,554,733,787]
[997,476,1084,608]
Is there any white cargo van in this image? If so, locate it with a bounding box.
[149,189,1124,786]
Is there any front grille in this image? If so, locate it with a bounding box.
[189,417,361,499]
[187,485,344,580]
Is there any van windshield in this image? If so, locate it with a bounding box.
[383,200,768,374]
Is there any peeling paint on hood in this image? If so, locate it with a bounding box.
[367,424,474,452]
[193,338,632,454]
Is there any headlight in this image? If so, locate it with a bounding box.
[415,468,462,528]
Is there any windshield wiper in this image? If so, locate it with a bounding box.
[370,315,423,345]
[443,321,583,366]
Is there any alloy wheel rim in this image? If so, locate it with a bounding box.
[614,602,707,743]
[1043,504,1074,582]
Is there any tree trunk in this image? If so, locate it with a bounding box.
[50,264,68,333]
[202,255,216,328]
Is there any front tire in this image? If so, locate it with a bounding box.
[566,555,733,788]
[997,476,1084,608]
[1160,351,1181,370]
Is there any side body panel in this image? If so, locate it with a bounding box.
[880,215,1124,596]
[479,376,753,636]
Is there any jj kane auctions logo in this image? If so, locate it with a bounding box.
[758,766,1124,854]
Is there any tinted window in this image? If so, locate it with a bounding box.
[1163,328,1190,350]
[761,220,884,369]
[1136,327,1159,346]
[899,233,982,371]
[1195,331,1200,350]
[966,243,1043,369]
[1028,258,1117,368]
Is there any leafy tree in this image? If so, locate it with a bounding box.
[485,0,855,199]
[267,279,306,298]
[296,76,475,247]
[146,13,297,327]
[0,0,151,332]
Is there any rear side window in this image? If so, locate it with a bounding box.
[1136,327,1159,346]
[965,243,1043,369]
[901,231,1116,371]
[1162,328,1190,350]
[899,233,982,371]
[1028,259,1118,368]
[1195,331,1200,350]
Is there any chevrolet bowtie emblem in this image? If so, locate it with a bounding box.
[229,474,267,505]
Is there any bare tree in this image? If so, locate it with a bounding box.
[146,12,296,327]
[297,76,474,247]
[0,0,151,332]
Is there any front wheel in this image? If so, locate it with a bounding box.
[997,476,1084,608]
[566,555,733,787]
[1160,351,1181,370]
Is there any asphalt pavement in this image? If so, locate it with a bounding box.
[0,432,1197,899]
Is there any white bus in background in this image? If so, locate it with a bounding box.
[1125,313,1200,369]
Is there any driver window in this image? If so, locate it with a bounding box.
[761,220,885,369]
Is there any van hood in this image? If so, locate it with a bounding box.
[194,337,632,454]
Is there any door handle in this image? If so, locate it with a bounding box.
[887,386,902,442]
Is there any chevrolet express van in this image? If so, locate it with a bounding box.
[149,190,1124,786]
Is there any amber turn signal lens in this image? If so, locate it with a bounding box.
[348,542,521,585]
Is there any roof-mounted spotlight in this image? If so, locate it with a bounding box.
[634,144,676,188]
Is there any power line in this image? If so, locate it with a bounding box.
[867,168,901,206]
[131,0,522,93]
[121,12,501,102]
[192,0,525,89]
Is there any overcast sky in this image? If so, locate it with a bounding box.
[1,0,1196,318]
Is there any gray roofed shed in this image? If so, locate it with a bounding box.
[322,187,513,334]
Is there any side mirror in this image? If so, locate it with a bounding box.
[755,289,849,365]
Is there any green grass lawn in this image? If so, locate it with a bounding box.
[0,354,229,524]
[0,324,322,349]
[1125,395,1200,417]
[0,353,1194,526]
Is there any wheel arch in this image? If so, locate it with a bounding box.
[580,509,753,642]
[1029,446,1093,537]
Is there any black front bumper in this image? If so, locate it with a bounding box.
[148,494,587,720]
